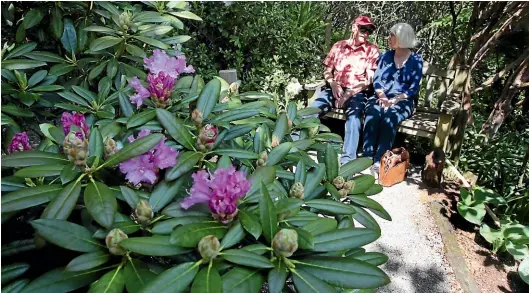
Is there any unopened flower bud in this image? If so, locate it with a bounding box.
[259,151,268,161]
[272,229,298,257]
[289,182,304,199]
[191,109,203,125]
[213,208,238,224]
[271,136,280,148]
[256,159,265,167]
[198,235,220,260]
[63,132,89,168]
[199,124,218,150]
[338,189,349,198]
[105,229,128,255]
[333,176,345,189]
[135,200,153,226]
[104,137,117,158]
[343,180,355,191]
[196,138,207,152]
[287,120,293,128]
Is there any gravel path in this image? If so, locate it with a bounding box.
[364,168,463,293]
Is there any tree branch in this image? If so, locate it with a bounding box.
[449,2,458,51]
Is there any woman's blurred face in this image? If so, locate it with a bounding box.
[388,32,398,49]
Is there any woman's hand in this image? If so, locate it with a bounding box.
[378,97,390,108]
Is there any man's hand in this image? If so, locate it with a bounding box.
[330,81,343,100]
[335,96,348,109]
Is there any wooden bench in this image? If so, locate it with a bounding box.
[303,61,461,153]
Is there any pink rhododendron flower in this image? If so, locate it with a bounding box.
[61,112,89,137]
[148,72,175,107]
[143,49,194,79]
[119,130,179,185]
[129,77,151,109]
[181,166,251,223]
[8,132,31,153]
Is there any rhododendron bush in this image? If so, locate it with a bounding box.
[1,5,391,293]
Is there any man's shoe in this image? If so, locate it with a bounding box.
[370,162,380,179]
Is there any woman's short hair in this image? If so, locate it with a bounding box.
[390,23,418,48]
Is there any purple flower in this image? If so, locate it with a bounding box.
[181,166,251,223]
[143,49,194,79]
[147,72,175,107]
[119,130,179,185]
[61,112,89,137]
[8,132,31,153]
[129,77,150,109]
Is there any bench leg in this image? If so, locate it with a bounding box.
[433,113,452,153]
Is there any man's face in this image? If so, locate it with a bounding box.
[351,24,369,44]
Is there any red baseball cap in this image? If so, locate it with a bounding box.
[354,16,375,27]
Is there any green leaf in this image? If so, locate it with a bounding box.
[84,181,118,228]
[350,175,376,194]
[26,51,66,63]
[14,164,63,178]
[351,206,380,230]
[100,122,122,139]
[88,128,104,160]
[170,11,203,21]
[302,218,338,236]
[190,266,222,293]
[165,152,202,181]
[66,251,110,272]
[120,236,191,256]
[351,252,389,266]
[152,216,211,235]
[456,202,486,225]
[306,199,356,215]
[49,63,75,76]
[30,219,103,252]
[41,180,82,220]
[214,148,259,159]
[272,113,288,144]
[313,228,380,252]
[156,109,194,150]
[133,36,168,49]
[88,61,108,81]
[2,278,29,293]
[103,134,163,167]
[364,184,383,196]
[221,221,245,250]
[23,9,44,29]
[127,110,156,129]
[90,36,122,51]
[348,195,391,221]
[292,268,337,293]
[50,7,64,39]
[296,257,390,289]
[16,24,26,43]
[325,144,339,181]
[1,176,26,192]
[259,183,278,244]
[295,160,307,184]
[221,267,264,293]
[504,224,529,244]
[119,186,140,209]
[1,184,62,213]
[87,267,125,293]
[294,227,315,250]
[27,70,47,88]
[2,263,29,285]
[519,258,529,285]
[19,266,100,293]
[1,59,46,70]
[138,262,198,293]
[125,44,146,58]
[221,249,274,268]
[31,85,64,92]
[340,158,374,179]
[303,163,326,200]
[72,85,97,102]
[5,42,37,59]
[268,261,288,293]
[124,259,156,293]
[149,178,185,212]
[163,35,192,44]
[196,78,221,120]
[119,92,134,117]
[171,222,228,247]
[61,19,77,54]
[239,209,262,240]
[211,109,261,124]
[266,142,292,166]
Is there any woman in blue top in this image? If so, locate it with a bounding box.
[363,23,423,174]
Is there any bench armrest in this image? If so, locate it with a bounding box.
[440,98,461,116]
[304,80,326,91]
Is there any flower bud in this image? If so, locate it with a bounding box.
[272,229,298,257]
[213,208,238,224]
[343,180,355,191]
[104,137,118,158]
[198,235,220,260]
[287,120,293,128]
[199,124,218,149]
[191,109,203,125]
[118,11,133,30]
[256,159,265,167]
[333,176,345,189]
[289,182,304,199]
[271,136,280,148]
[105,229,128,255]
[259,151,268,161]
[196,138,207,152]
[63,132,89,168]
[338,189,349,198]
[135,200,153,226]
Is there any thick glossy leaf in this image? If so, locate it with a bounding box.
[340,158,373,179]
[125,44,146,58]
[21,267,101,293]
[90,36,122,51]
[306,199,356,215]
[303,164,326,200]
[1,150,68,167]
[120,186,140,209]
[26,51,66,63]
[23,9,44,29]
[103,134,163,167]
[5,43,37,59]
[259,183,278,244]
[72,85,97,102]
[268,261,288,293]
[127,110,156,129]
[2,184,62,213]
[190,266,221,293]
[350,175,376,194]
[84,181,118,228]
[313,228,380,252]
[41,180,82,220]
[133,36,168,49]
[14,164,64,178]
[292,268,337,293]
[2,278,29,293]
[351,252,389,266]
[2,263,29,285]
[266,142,292,166]
[302,218,338,236]
[1,176,26,192]
[222,267,264,293]
[214,148,259,159]
[348,195,391,221]
[124,259,156,293]
[165,152,202,181]
[149,178,185,212]
[152,216,211,235]
[61,19,77,53]
[196,78,221,120]
[66,251,110,272]
[504,224,529,244]
[138,262,198,293]
[88,267,124,293]
[456,202,486,225]
[351,206,380,231]
[171,222,228,247]
[325,143,339,181]
[30,219,103,252]
[294,227,315,250]
[1,59,45,70]
[239,209,262,240]
[295,160,307,184]
[88,128,104,159]
[221,221,245,249]
[272,113,288,144]
[156,109,194,150]
[1,104,34,117]
[162,202,209,218]
[364,184,383,196]
[120,236,191,256]
[296,257,390,289]
[162,35,191,44]
[221,249,274,268]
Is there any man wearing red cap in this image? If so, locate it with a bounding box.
[311,16,379,164]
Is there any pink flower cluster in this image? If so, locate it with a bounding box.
[129,50,194,108]
[119,129,179,185]
[9,132,31,153]
[181,166,251,223]
[61,112,89,138]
